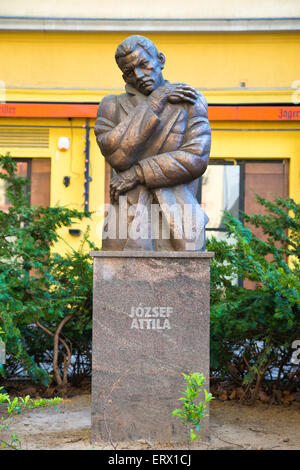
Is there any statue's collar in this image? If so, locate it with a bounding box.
[125,83,142,96]
[125,80,169,100]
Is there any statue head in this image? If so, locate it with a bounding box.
[115,35,166,95]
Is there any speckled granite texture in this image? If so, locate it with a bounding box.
[91,251,214,444]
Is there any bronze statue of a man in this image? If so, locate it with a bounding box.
[95,35,211,251]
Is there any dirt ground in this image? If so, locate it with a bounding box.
[1,393,300,450]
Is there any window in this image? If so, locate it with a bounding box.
[199,159,289,243]
[0,158,51,211]
[199,161,243,242]
[199,159,289,287]
[0,159,31,212]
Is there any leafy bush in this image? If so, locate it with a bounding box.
[0,154,95,391]
[208,195,300,397]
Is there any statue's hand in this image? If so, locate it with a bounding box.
[149,83,199,114]
[110,167,140,202]
[167,83,199,105]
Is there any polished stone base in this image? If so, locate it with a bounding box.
[90,251,213,444]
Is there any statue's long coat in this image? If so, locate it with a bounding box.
[94,83,211,251]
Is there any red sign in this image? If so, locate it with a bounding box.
[208,106,300,121]
[0,102,300,121]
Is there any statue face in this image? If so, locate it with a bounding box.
[118,46,165,95]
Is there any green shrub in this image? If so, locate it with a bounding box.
[0,154,95,390]
[208,195,300,395]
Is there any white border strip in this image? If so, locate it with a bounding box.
[0,17,299,32]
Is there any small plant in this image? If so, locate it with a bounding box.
[0,386,62,449]
[172,372,214,448]
[0,327,4,377]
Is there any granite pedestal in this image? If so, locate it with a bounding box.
[91,250,214,444]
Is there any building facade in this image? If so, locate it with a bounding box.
[0,1,299,251]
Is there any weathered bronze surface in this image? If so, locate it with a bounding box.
[95,35,211,251]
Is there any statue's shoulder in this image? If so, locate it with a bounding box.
[187,90,208,119]
[196,90,208,110]
[97,93,121,120]
[98,93,117,111]
[97,92,130,115]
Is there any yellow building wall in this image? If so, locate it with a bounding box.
[1,31,300,253]
[0,32,299,90]
[0,116,106,252]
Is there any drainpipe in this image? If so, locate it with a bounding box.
[84,118,91,212]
